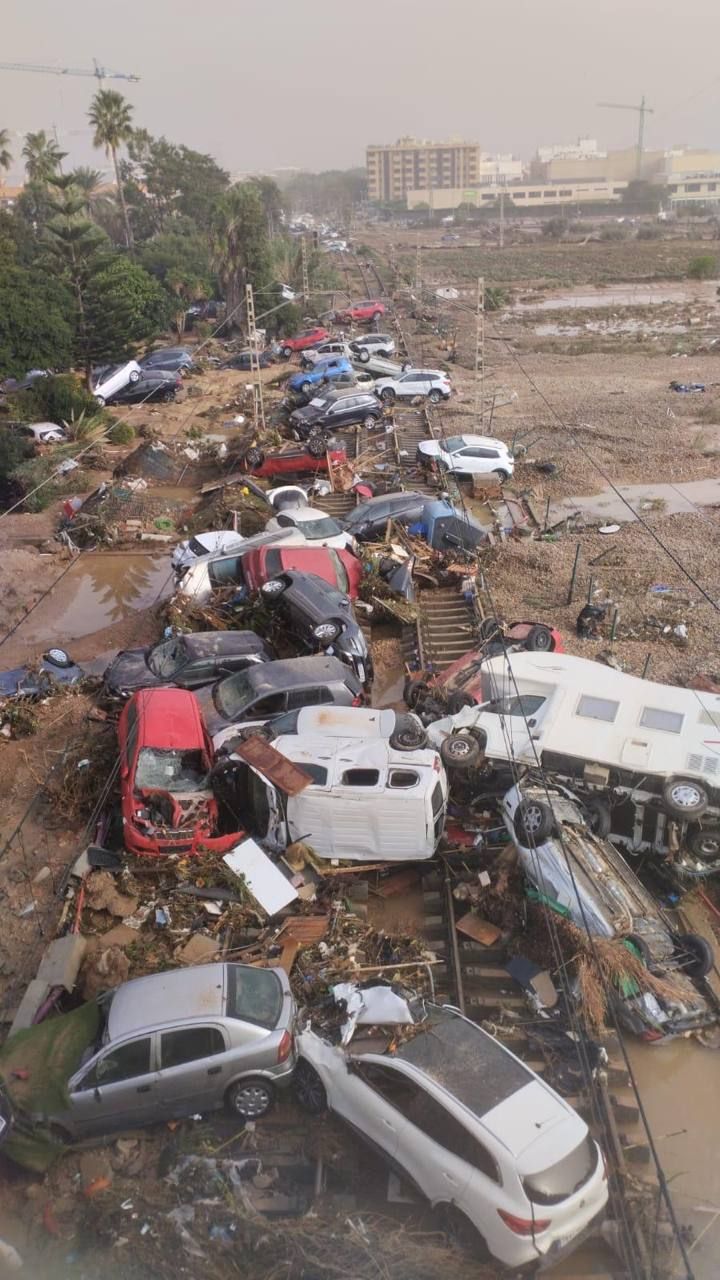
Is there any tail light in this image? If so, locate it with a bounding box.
[352,694,364,706]
[641,1028,666,1042]
[497,1209,551,1236]
[277,1030,293,1064]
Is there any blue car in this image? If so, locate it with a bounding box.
[288,357,353,398]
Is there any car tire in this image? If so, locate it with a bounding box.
[245,446,265,468]
[687,825,720,861]
[301,381,312,396]
[45,648,73,668]
[675,932,715,979]
[162,389,176,403]
[225,1077,274,1120]
[583,796,612,838]
[378,349,390,359]
[404,677,429,709]
[525,624,554,653]
[381,388,396,404]
[478,616,502,643]
[129,369,141,383]
[390,714,428,751]
[294,1059,327,1114]
[307,434,327,459]
[282,346,293,358]
[359,348,370,363]
[94,395,106,407]
[662,777,709,821]
[439,1204,490,1260]
[261,578,287,601]
[514,798,554,845]
[492,469,510,483]
[428,389,442,404]
[364,413,380,428]
[447,690,475,715]
[440,733,481,770]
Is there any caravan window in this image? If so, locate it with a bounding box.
[640,707,684,734]
[487,695,545,718]
[576,695,619,723]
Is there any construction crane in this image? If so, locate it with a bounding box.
[0,59,140,83]
[597,96,654,178]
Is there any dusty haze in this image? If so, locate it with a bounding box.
[2,0,720,181]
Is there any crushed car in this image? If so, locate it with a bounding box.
[0,648,85,700]
[103,631,273,699]
[259,569,373,686]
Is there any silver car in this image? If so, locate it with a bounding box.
[48,963,297,1139]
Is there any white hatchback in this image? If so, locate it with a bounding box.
[92,360,142,406]
[296,1004,608,1270]
[264,504,356,551]
[418,434,515,482]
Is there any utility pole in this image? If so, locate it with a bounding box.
[475,276,485,426]
[597,96,654,180]
[499,189,506,249]
[245,284,266,435]
[415,235,422,297]
[301,237,310,307]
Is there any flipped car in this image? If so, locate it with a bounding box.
[295,1002,607,1269]
[502,780,718,1044]
[171,530,248,573]
[0,648,84,699]
[226,545,362,601]
[103,631,273,698]
[118,688,242,858]
[241,441,347,477]
[8,422,68,444]
[260,569,372,686]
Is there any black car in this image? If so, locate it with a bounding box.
[289,391,381,441]
[260,570,372,686]
[140,348,195,373]
[106,369,183,406]
[221,350,275,371]
[0,648,84,699]
[342,491,427,542]
[194,654,363,740]
[103,631,273,698]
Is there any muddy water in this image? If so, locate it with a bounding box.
[18,553,172,653]
[512,281,719,312]
[625,1038,720,1280]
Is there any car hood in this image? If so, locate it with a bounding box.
[104,648,159,694]
[417,440,442,457]
[290,404,324,423]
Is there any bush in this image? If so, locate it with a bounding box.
[599,225,628,241]
[636,225,662,240]
[9,453,91,512]
[108,421,136,445]
[688,255,717,280]
[13,374,98,426]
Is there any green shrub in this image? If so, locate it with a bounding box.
[9,453,91,512]
[108,421,136,445]
[13,374,98,426]
[688,255,717,280]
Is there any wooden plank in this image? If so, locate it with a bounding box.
[455,913,502,946]
[235,737,313,796]
[377,868,421,897]
[270,938,301,974]
[275,915,329,944]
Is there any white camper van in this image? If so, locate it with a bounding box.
[427,652,720,830]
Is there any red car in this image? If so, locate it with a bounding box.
[336,300,385,324]
[242,443,347,478]
[118,689,242,857]
[241,545,362,599]
[280,327,329,357]
[406,619,564,714]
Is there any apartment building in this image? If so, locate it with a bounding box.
[367,137,481,203]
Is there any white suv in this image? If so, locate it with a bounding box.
[374,369,451,405]
[296,1003,608,1269]
[351,334,396,361]
[418,433,515,482]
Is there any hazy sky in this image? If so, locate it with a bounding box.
[3,0,720,183]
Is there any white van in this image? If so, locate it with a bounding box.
[242,715,448,862]
[427,651,720,824]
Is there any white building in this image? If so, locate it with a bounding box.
[537,137,606,164]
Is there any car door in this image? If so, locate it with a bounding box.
[398,372,424,398]
[331,1058,414,1165]
[66,1035,159,1138]
[332,397,359,426]
[393,1083,478,1207]
[241,691,289,722]
[155,1025,230,1117]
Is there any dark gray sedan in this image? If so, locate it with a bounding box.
[103,631,273,698]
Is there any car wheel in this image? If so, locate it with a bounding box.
[447,690,474,715]
[307,434,327,459]
[404,677,430,709]
[359,348,370,363]
[245,446,265,469]
[662,777,709,821]
[440,733,481,770]
[525,624,554,652]
[583,796,612,838]
[688,826,720,861]
[301,380,313,396]
[381,388,396,404]
[514,798,554,845]
[282,346,293,358]
[294,1059,327,1114]
[225,1077,274,1119]
[372,311,382,321]
[45,648,73,668]
[674,932,715,979]
[439,1205,490,1260]
[378,349,390,359]
[478,616,502,643]
[313,620,341,645]
[363,413,380,428]
[261,577,287,600]
[129,369,141,383]
[390,714,428,751]
[428,389,442,404]
[94,395,106,407]
[162,389,176,403]
[492,469,510,482]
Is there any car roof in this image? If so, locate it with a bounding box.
[240,654,351,692]
[107,964,227,1039]
[132,687,206,746]
[182,631,267,658]
[347,491,424,515]
[451,435,508,449]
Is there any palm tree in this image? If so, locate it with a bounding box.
[88,89,134,250]
[0,130,12,182]
[22,130,64,183]
[70,166,104,203]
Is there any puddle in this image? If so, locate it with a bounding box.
[18,553,172,652]
[511,281,719,313]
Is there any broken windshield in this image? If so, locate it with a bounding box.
[148,637,188,678]
[135,748,207,792]
[226,964,282,1029]
[213,670,256,720]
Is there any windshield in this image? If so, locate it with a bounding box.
[523,1135,598,1205]
[226,965,282,1029]
[135,747,207,792]
[214,670,256,719]
[188,535,211,557]
[148,636,188,678]
[443,436,465,453]
[297,516,342,539]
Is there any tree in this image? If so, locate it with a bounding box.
[281,167,366,218]
[249,175,286,236]
[621,180,661,214]
[0,261,74,377]
[22,130,64,183]
[137,223,213,291]
[210,183,273,328]
[126,131,229,234]
[88,88,135,250]
[44,174,114,383]
[0,130,12,179]
[84,257,169,366]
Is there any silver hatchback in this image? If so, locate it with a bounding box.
[50,963,297,1139]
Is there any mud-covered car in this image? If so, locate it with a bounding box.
[259,570,373,687]
[104,631,273,698]
[502,780,718,1043]
[0,648,85,699]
